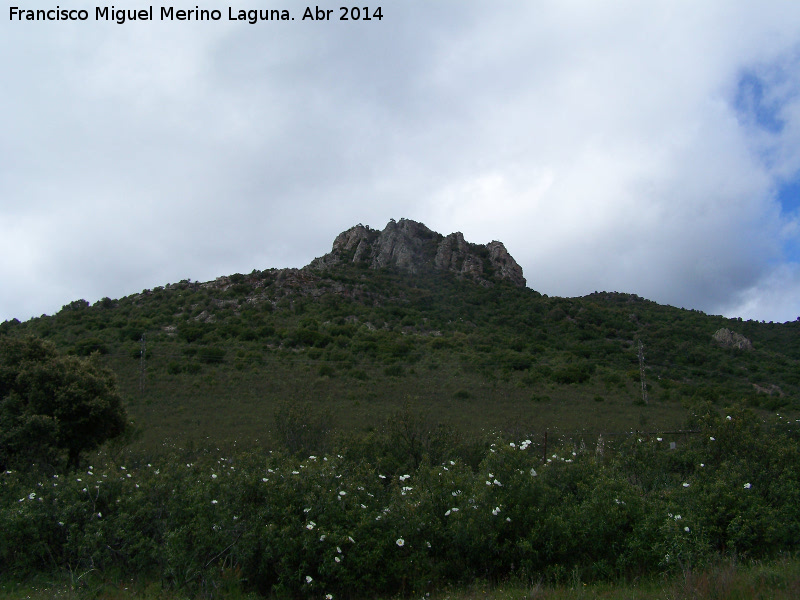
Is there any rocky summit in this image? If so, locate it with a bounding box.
[307,218,526,287]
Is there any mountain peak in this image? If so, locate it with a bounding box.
[307,219,526,287]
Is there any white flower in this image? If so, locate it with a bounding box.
[399,474,411,481]
[334,556,341,563]
[449,460,455,465]
[744,482,752,489]
[396,538,404,547]
[492,507,501,516]
[726,416,732,420]
[306,576,313,584]
[292,471,300,475]
[700,464,705,468]
[378,474,386,479]
[445,510,451,516]
[337,546,342,553]
[674,515,682,520]
[682,483,690,488]
[657,437,663,442]
[306,521,316,530]
[348,536,354,543]
[684,526,690,532]
[211,500,218,504]
[262,478,269,482]
[485,480,492,486]
[493,479,502,486]
[28,492,35,500]
[212,474,217,479]
[97,512,102,518]
[530,468,538,477]
[509,442,515,448]
[319,535,326,541]
[709,437,715,441]
[339,491,346,496]
[326,595,333,599]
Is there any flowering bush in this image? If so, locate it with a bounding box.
[1,409,799,597]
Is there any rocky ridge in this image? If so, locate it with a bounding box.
[307,218,526,287]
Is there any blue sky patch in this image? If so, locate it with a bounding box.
[734,72,785,134]
[777,176,800,262]
[778,176,800,214]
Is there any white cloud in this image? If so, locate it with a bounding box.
[722,263,800,322]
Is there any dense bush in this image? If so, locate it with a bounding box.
[1,409,798,597]
[0,337,127,470]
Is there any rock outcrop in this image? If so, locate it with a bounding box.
[307,218,526,287]
[713,328,753,350]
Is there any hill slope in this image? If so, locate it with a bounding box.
[2,219,799,450]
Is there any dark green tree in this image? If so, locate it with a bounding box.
[0,336,127,470]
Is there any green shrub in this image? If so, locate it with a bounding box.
[198,347,225,365]
[553,363,594,384]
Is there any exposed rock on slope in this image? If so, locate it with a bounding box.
[307,218,526,287]
[713,328,753,350]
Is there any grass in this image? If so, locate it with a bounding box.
[116,350,690,452]
[3,558,799,599]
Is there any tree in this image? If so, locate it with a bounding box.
[0,336,127,470]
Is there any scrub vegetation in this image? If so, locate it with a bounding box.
[1,261,799,597]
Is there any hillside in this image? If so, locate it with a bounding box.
[2,218,799,450]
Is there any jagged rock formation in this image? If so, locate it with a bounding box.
[307,218,526,287]
[713,328,753,350]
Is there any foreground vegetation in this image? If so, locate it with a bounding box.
[2,405,798,598]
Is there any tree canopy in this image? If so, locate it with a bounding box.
[0,335,127,470]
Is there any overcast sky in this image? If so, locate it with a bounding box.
[2,1,800,323]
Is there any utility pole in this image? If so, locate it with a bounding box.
[139,333,146,395]
[638,339,648,405]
